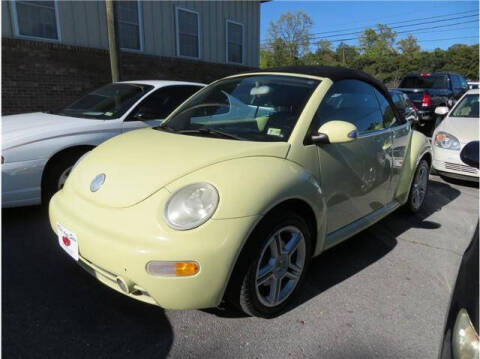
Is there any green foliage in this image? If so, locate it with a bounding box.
[261,15,479,83]
[265,11,313,64]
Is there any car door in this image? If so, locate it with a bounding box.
[313,80,392,233]
[122,85,202,132]
[374,88,411,200]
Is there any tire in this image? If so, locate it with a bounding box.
[42,151,86,204]
[226,210,312,318]
[406,159,429,213]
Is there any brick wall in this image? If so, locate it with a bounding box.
[2,38,256,115]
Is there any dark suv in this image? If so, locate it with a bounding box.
[396,72,469,135]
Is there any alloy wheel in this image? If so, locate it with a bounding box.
[255,226,306,307]
[411,163,428,210]
[57,166,73,190]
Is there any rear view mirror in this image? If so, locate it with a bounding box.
[435,106,449,116]
[311,120,358,144]
[133,109,157,120]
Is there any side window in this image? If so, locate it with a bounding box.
[374,88,404,127]
[459,76,468,89]
[451,75,461,89]
[313,79,383,133]
[130,86,202,120]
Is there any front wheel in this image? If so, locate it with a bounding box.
[406,159,429,213]
[227,211,312,318]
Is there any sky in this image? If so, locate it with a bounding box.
[260,1,479,51]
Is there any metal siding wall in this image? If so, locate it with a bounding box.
[2,1,13,38]
[96,0,108,49]
[253,1,260,67]
[160,1,175,57]
[2,1,260,66]
[84,1,103,48]
[69,2,89,46]
[56,1,75,44]
[142,0,156,54]
[55,1,106,49]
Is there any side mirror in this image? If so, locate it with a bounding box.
[460,141,479,169]
[435,106,449,116]
[311,120,359,145]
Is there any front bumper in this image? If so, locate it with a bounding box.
[432,146,479,181]
[49,186,260,309]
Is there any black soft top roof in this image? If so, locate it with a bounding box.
[259,65,389,99]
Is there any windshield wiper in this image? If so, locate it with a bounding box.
[177,127,245,140]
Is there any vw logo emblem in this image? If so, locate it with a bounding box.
[90,173,106,192]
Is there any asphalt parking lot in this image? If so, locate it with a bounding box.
[3,175,478,359]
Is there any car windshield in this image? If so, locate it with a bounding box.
[158,75,320,142]
[53,83,153,119]
[400,75,448,89]
[451,94,479,118]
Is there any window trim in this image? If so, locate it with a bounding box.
[116,0,143,52]
[175,6,201,59]
[225,19,244,65]
[10,0,62,42]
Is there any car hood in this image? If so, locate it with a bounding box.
[69,128,290,208]
[437,116,479,144]
[2,112,105,149]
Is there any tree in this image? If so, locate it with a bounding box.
[311,39,337,65]
[359,24,396,57]
[335,43,359,66]
[443,44,479,80]
[260,11,479,82]
[397,35,420,54]
[260,39,291,67]
[265,11,313,65]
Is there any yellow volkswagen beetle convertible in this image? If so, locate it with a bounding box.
[49,66,431,317]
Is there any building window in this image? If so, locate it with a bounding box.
[116,1,142,51]
[11,0,60,40]
[226,20,243,64]
[175,7,200,59]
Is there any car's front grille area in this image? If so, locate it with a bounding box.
[444,162,478,174]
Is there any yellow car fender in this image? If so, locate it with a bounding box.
[164,156,327,255]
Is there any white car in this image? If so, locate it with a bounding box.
[432,89,479,182]
[2,80,204,207]
[468,81,479,90]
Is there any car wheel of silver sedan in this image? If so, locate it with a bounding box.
[407,159,429,213]
[57,166,73,190]
[227,210,312,318]
[42,150,89,205]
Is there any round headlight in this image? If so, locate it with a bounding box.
[434,132,461,150]
[163,183,219,230]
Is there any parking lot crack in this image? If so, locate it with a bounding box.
[396,236,463,256]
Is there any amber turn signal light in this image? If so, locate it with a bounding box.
[146,261,199,277]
